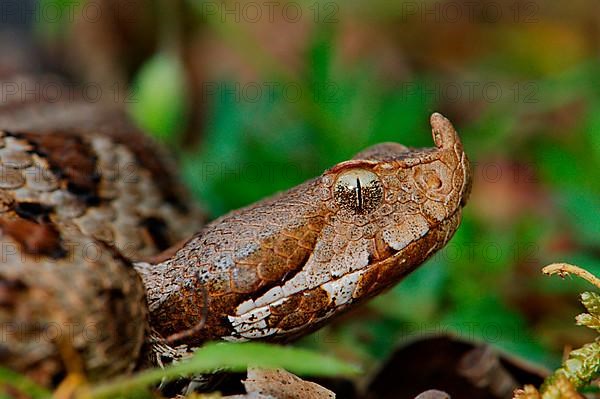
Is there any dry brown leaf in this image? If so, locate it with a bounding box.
[414,389,451,399]
[223,367,335,399]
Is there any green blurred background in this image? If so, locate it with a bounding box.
[6,0,599,373]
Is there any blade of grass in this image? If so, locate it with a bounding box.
[87,342,360,399]
[0,368,52,399]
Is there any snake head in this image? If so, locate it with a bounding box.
[213,113,471,342]
[285,112,472,318]
[143,113,471,346]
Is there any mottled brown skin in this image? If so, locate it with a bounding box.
[0,128,204,386]
[0,104,470,386]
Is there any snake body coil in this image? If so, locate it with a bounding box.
[0,82,471,386]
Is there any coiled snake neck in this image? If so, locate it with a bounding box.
[0,81,471,386]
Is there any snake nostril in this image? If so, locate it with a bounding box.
[425,172,442,190]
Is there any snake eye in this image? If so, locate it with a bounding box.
[333,169,383,214]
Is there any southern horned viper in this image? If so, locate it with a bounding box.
[0,77,471,386]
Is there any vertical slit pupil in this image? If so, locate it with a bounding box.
[356,177,363,212]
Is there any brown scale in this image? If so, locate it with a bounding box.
[299,287,331,313]
[1,99,471,388]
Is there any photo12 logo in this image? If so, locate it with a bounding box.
[399,81,539,104]
[0,1,104,25]
[0,321,100,344]
[201,81,340,104]
[0,80,137,104]
[399,1,540,23]
[199,1,339,23]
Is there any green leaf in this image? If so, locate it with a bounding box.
[0,368,52,399]
[89,342,359,399]
[543,341,600,391]
[577,292,600,332]
[129,52,189,142]
[581,291,600,316]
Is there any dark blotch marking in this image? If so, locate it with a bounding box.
[14,202,53,223]
[2,201,66,258]
[0,218,66,259]
[141,216,171,251]
[0,279,26,308]
[7,129,189,211]
[93,240,136,270]
[16,131,101,205]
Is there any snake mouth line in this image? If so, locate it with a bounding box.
[226,232,426,340]
[345,206,461,288]
[315,211,460,306]
[277,209,461,336]
[229,208,461,339]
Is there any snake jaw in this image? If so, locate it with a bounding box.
[224,209,463,343]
